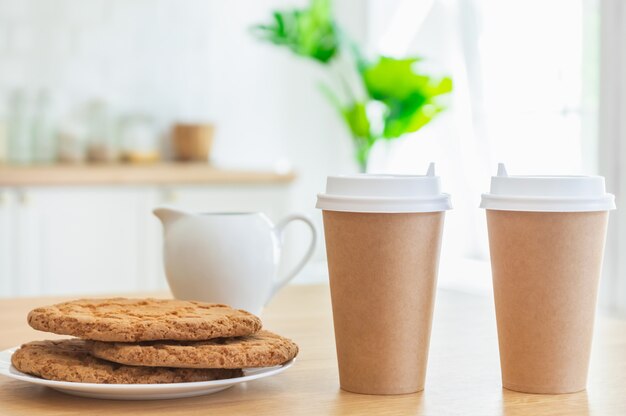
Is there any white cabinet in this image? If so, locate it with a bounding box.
[13,190,41,296]
[28,188,144,296]
[0,190,15,297]
[0,183,293,297]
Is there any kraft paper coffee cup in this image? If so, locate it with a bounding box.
[481,164,616,394]
[316,163,452,395]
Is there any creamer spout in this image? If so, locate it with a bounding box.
[153,207,188,226]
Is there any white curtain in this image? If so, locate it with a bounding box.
[365,0,492,293]
[599,0,626,312]
[365,0,599,294]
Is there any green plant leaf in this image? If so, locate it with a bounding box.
[253,2,453,170]
[359,56,452,138]
[253,0,339,64]
[425,76,453,96]
[361,57,430,100]
[341,102,371,139]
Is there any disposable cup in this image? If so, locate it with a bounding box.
[481,164,615,394]
[316,163,451,394]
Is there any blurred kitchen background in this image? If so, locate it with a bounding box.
[0,0,625,313]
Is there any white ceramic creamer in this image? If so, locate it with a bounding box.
[154,208,317,314]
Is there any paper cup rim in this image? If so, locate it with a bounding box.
[316,193,452,213]
[480,193,616,212]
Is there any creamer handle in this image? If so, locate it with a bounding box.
[270,214,317,299]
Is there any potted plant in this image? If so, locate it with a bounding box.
[253,0,452,172]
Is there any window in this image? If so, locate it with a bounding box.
[366,0,597,293]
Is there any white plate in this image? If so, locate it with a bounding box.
[0,347,294,400]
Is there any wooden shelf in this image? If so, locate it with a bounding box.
[0,163,296,186]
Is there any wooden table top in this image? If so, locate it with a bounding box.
[1,285,625,415]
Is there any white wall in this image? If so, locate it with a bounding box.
[0,0,361,169]
[0,0,368,281]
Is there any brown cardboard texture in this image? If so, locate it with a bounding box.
[486,210,609,394]
[322,210,444,395]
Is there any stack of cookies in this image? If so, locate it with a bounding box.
[11,298,298,384]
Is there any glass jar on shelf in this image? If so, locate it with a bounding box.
[0,90,8,164]
[85,100,117,163]
[118,115,160,164]
[7,89,33,164]
[57,117,88,164]
[31,89,57,164]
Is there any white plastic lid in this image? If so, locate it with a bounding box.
[315,163,452,213]
[480,163,616,212]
